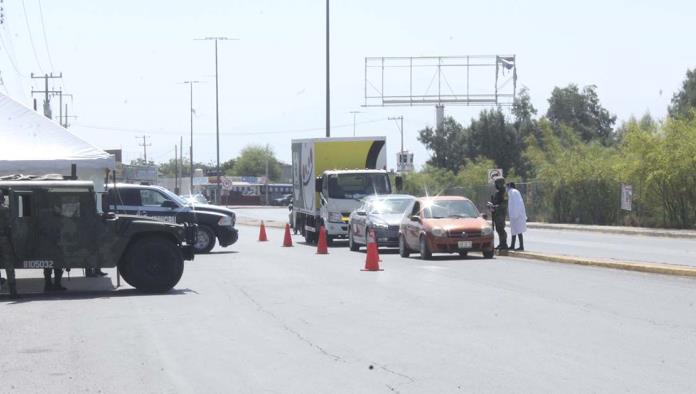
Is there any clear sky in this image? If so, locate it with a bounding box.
[1,0,694,170]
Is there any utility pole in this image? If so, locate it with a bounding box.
[174,144,179,194]
[196,37,238,204]
[137,135,151,163]
[349,111,361,136]
[180,136,183,194]
[182,80,202,194]
[265,158,269,206]
[325,0,331,137]
[389,116,404,153]
[30,72,62,119]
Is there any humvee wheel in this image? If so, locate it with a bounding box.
[120,236,184,293]
[193,225,216,254]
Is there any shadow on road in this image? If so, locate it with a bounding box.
[0,277,196,303]
[206,250,239,255]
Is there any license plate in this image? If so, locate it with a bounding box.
[458,241,472,249]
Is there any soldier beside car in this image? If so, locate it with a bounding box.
[0,189,17,297]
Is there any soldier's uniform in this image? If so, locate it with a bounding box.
[492,178,508,249]
[0,197,17,297]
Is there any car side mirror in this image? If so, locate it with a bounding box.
[315,177,323,193]
[161,200,178,209]
[410,215,421,223]
[481,213,488,220]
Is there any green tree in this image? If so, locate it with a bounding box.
[401,165,456,196]
[417,117,467,173]
[466,108,523,177]
[668,68,696,118]
[232,144,281,180]
[546,84,617,145]
[221,158,236,175]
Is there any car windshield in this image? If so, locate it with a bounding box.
[327,173,391,199]
[422,199,479,219]
[369,198,413,214]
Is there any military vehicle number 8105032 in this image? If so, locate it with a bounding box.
[22,260,54,269]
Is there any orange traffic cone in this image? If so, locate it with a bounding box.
[282,223,293,247]
[316,225,329,254]
[258,221,268,242]
[362,228,383,271]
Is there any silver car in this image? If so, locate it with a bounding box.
[348,194,416,251]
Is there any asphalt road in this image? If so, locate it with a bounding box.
[236,207,696,267]
[2,226,695,393]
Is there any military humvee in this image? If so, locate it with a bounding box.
[0,179,195,297]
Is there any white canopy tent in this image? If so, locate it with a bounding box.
[0,92,114,190]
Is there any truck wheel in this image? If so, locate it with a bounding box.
[193,225,216,254]
[483,249,494,259]
[419,235,432,260]
[349,231,359,251]
[120,236,184,293]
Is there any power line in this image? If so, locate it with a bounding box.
[0,29,24,76]
[20,0,44,73]
[72,117,391,136]
[36,0,53,70]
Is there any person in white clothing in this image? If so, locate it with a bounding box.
[507,182,527,250]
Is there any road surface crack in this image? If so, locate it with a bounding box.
[236,286,345,363]
[377,364,415,384]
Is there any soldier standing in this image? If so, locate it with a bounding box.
[491,177,509,250]
[43,268,66,292]
[0,190,17,297]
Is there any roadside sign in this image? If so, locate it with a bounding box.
[621,184,633,211]
[487,169,503,184]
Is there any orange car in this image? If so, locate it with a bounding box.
[399,196,494,259]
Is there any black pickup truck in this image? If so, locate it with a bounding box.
[105,184,238,254]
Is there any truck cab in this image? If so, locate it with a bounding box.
[315,169,394,241]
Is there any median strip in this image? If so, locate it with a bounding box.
[499,250,696,278]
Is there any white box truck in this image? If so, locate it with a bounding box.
[291,137,401,244]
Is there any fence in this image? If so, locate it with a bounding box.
[443,180,644,227]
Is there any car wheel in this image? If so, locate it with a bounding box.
[193,225,216,254]
[349,231,359,251]
[399,235,410,258]
[458,251,468,258]
[120,236,184,293]
[419,235,432,260]
[483,249,494,259]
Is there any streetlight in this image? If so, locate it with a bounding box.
[349,111,362,136]
[181,80,202,194]
[326,0,330,137]
[196,36,238,204]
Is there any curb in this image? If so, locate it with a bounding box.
[237,217,287,229]
[525,222,696,240]
[498,250,696,278]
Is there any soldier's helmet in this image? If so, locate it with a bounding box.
[494,177,506,188]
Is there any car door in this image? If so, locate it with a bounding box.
[354,201,370,241]
[50,191,97,267]
[138,189,178,223]
[405,201,422,250]
[8,190,41,267]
